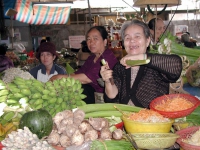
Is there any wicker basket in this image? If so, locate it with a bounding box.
[131,133,179,149]
[169,77,189,94]
[176,126,200,150]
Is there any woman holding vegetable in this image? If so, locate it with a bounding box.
[100,19,182,108]
[50,26,118,104]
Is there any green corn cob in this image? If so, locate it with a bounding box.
[126,59,150,66]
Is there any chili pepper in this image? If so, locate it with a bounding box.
[115,122,124,130]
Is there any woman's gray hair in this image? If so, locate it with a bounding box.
[120,19,151,40]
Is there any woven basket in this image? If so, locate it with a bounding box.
[176,126,200,150]
[131,133,179,149]
[169,77,189,94]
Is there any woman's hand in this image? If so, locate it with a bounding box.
[100,62,113,84]
[49,75,67,81]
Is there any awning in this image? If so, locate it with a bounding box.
[3,0,71,25]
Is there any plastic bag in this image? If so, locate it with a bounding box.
[8,43,25,52]
[66,141,92,150]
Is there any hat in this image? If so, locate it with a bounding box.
[80,40,87,46]
[36,42,58,60]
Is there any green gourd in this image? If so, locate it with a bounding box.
[19,109,53,139]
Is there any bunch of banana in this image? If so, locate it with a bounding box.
[0,76,86,118]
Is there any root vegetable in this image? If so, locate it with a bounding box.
[84,129,98,142]
[112,129,123,140]
[71,130,84,146]
[47,130,60,145]
[53,112,65,127]
[65,124,78,137]
[73,109,85,126]
[100,128,112,140]
[62,110,74,120]
[78,120,92,134]
[59,134,71,147]
[89,118,109,131]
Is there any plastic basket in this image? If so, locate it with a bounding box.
[131,133,179,149]
[176,126,200,150]
[150,94,200,119]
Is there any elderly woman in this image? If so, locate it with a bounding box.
[148,17,165,44]
[100,19,182,108]
[30,42,67,83]
[50,26,118,104]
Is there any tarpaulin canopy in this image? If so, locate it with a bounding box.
[3,0,71,25]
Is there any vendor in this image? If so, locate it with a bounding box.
[50,26,118,104]
[100,19,182,108]
[29,42,67,83]
[148,17,165,44]
[0,44,14,72]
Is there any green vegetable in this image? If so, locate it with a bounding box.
[19,109,53,139]
[90,140,133,150]
[126,59,150,66]
[78,103,142,114]
[186,106,200,125]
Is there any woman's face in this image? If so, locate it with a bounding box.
[151,20,165,42]
[40,52,56,67]
[123,25,150,55]
[86,29,107,54]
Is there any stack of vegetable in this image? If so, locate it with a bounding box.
[0,76,86,117]
[46,105,136,149]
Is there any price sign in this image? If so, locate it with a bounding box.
[68,35,85,49]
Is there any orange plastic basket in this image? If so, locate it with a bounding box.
[176,126,200,150]
[149,94,200,119]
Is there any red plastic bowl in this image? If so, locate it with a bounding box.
[176,126,200,150]
[150,94,200,119]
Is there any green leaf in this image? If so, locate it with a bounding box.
[66,62,75,75]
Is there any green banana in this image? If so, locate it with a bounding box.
[13,93,24,99]
[33,99,43,105]
[20,89,31,96]
[48,98,57,103]
[6,99,19,104]
[9,87,20,93]
[0,90,9,96]
[34,103,43,110]
[45,81,53,87]
[31,93,42,99]
[0,80,5,86]
[42,89,49,95]
[49,92,57,97]
[3,111,15,121]
[17,84,28,89]
[0,95,7,102]
[57,97,63,103]
[42,95,50,100]
[7,83,17,89]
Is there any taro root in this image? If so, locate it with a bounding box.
[59,134,71,147]
[89,118,109,131]
[100,128,112,140]
[47,130,60,145]
[71,130,84,146]
[78,120,92,134]
[112,129,123,140]
[53,112,65,127]
[73,109,85,126]
[84,129,98,142]
[65,124,78,137]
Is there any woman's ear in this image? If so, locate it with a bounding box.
[146,37,151,47]
[104,39,107,46]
